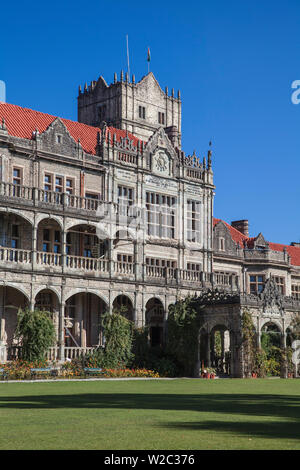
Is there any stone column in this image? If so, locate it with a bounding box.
[59,302,65,362]
[32,223,38,269]
[206,331,211,367]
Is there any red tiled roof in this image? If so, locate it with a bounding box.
[213,217,248,248]
[0,102,143,155]
[269,242,300,267]
[213,217,300,266]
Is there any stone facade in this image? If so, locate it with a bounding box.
[0,71,299,377]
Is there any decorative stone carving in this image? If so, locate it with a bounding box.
[260,278,284,316]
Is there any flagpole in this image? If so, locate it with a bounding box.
[147,47,151,74]
[126,35,130,79]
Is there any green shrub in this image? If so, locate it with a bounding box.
[14,308,56,362]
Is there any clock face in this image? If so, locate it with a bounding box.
[153,151,169,175]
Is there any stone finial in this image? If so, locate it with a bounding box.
[120,70,124,82]
[78,85,82,94]
[84,82,88,92]
[207,150,212,169]
[2,118,6,131]
[165,86,168,95]
[171,88,174,97]
[132,74,135,84]
[114,73,117,84]
[203,155,206,169]
[177,89,181,99]
[125,72,129,83]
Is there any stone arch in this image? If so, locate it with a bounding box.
[36,218,63,261]
[0,211,33,252]
[261,320,282,333]
[1,283,30,302]
[261,321,282,351]
[112,294,134,321]
[34,285,61,303]
[34,288,60,342]
[65,291,108,347]
[64,289,108,305]
[0,285,29,351]
[209,323,232,375]
[145,297,165,347]
[112,227,136,242]
[0,209,34,227]
[36,214,63,230]
[65,223,108,258]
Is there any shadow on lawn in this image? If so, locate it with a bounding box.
[0,392,299,419]
[159,419,300,441]
[0,392,299,441]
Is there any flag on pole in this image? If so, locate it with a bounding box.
[147,47,151,62]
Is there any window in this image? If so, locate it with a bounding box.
[292,284,300,300]
[85,192,99,200]
[13,168,22,196]
[55,176,63,193]
[146,257,177,268]
[219,237,225,251]
[42,229,51,252]
[158,112,165,125]
[44,174,52,192]
[117,254,133,263]
[35,292,53,312]
[118,186,134,217]
[13,168,22,185]
[11,224,19,249]
[187,200,201,243]
[249,275,265,294]
[65,178,74,195]
[271,276,285,295]
[56,135,62,144]
[139,106,146,119]
[146,192,176,239]
[83,234,98,258]
[187,263,201,272]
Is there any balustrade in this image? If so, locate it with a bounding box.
[0,181,102,213]
[0,247,32,264]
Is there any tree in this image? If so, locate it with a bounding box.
[15,308,56,361]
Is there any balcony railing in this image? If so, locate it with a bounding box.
[0,182,103,214]
[0,245,240,290]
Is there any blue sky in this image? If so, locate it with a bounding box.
[1,0,300,244]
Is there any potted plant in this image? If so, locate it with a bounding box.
[208,367,216,379]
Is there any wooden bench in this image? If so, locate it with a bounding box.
[30,368,58,379]
[0,368,7,380]
[83,368,104,378]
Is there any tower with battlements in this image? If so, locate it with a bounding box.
[77,72,182,148]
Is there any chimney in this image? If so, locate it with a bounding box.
[231,220,249,237]
[291,242,300,247]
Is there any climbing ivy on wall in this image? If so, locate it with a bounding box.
[241,309,257,377]
[166,296,204,377]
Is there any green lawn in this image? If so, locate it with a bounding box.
[0,378,299,450]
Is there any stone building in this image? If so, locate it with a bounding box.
[0,70,299,376]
